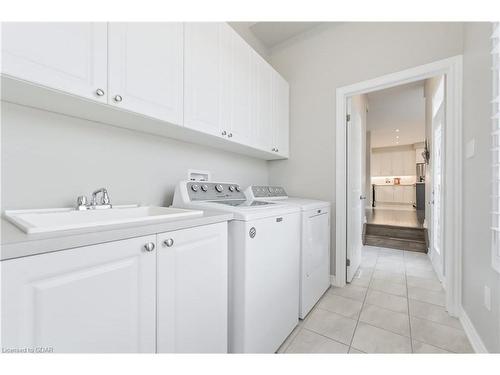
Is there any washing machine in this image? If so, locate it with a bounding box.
[245,185,331,319]
[173,181,301,353]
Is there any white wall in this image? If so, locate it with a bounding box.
[268,22,464,274]
[1,102,269,210]
[462,23,500,353]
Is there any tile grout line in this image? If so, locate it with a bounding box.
[404,250,414,353]
[347,247,379,352]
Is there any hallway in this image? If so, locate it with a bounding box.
[278,246,473,353]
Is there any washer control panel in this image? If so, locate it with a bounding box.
[187,181,245,201]
[250,185,288,198]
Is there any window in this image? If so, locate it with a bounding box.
[491,22,500,273]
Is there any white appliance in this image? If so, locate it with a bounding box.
[245,185,331,319]
[172,181,301,353]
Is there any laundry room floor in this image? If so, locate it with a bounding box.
[277,246,473,353]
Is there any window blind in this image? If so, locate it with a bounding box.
[491,22,500,273]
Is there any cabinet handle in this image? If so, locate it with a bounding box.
[113,94,123,103]
[272,147,276,152]
[228,133,233,138]
[221,130,227,136]
[163,238,174,247]
[275,148,279,153]
[95,88,105,97]
[144,242,155,252]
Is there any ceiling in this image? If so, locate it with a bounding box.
[247,22,323,49]
[367,81,426,148]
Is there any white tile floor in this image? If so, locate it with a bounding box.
[278,246,473,354]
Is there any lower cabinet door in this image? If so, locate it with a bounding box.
[1,236,157,353]
[157,222,228,353]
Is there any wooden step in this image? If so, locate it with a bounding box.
[365,223,425,241]
[364,234,427,252]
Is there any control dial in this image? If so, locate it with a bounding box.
[215,184,224,193]
[201,184,208,192]
[235,186,241,192]
[191,184,199,192]
[228,185,235,192]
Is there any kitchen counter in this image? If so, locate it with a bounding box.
[1,209,233,261]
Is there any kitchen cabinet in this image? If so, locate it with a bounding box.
[108,22,183,125]
[251,51,274,151]
[403,185,416,204]
[1,235,157,353]
[375,185,415,204]
[371,148,416,176]
[1,22,108,103]
[157,222,228,353]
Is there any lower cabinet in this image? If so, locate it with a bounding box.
[375,185,415,204]
[1,222,228,353]
[157,222,228,353]
[1,235,157,353]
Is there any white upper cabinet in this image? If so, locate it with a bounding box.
[1,22,107,103]
[220,25,253,145]
[108,23,183,125]
[272,73,290,157]
[184,22,223,136]
[1,235,157,353]
[251,51,274,151]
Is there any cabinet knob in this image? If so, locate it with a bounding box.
[144,242,155,252]
[272,147,276,152]
[275,148,279,153]
[163,238,174,247]
[95,88,105,97]
[113,94,123,103]
[228,133,233,138]
[221,130,227,136]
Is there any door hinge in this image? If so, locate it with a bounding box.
[346,114,351,122]
[346,258,351,267]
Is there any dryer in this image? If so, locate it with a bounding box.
[173,181,301,353]
[245,185,331,319]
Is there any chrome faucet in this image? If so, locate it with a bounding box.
[76,188,112,210]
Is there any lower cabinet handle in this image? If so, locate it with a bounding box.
[144,242,155,252]
[163,238,174,247]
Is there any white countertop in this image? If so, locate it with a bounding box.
[373,184,416,187]
[1,210,233,261]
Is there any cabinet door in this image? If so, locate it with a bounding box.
[108,22,183,125]
[1,22,107,102]
[371,152,381,176]
[380,152,393,176]
[273,72,290,157]
[220,24,253,145]
[1,236,156,353]
[405,150,416,175]
[403,186,415,203]
[157,222,228,353]
[184,22,223,136]
[251,51,274,151]
[391,151,404,176]
[393,187,404,203]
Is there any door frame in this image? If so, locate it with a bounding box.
[334,55,463,317]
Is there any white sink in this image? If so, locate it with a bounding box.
[4,205,204,234]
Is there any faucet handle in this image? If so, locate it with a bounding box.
[102,190,110,205]
[76,195,88,210]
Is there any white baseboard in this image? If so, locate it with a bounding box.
[459,306,488,353]
[330,275,338,287]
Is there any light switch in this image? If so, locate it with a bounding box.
[466,139,475,159]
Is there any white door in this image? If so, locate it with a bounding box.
[1,22,107,102]
[1,236,156,353]
[251,51,274,151]
[272,72,290,157]
[108,22,183,125]
[431,104,445,279]
[157,223,228,353]
[184,22,223,136]
[346,95,366,282]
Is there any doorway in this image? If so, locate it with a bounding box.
[335,56,463,317]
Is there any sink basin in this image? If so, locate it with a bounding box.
[4,205,204,234]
